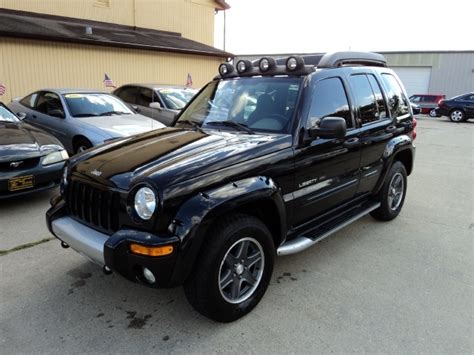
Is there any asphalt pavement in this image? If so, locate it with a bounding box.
[0,116,472,353]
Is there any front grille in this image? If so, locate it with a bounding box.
[66,179,121,233]
[0,157,40,172]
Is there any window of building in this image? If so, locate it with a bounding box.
[308,77,352,128]
[94,0,111,8]
[381,73,410,118]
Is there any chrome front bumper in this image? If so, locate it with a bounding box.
[51,216,109,266]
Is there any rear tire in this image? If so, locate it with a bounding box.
[184,214,274,322]
[449,109,465,122]
[371,161,407,221]
[429,108,438,117]
[73,137,93,154]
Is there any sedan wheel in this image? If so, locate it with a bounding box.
[450,110,465,122]
[429,109,437,117]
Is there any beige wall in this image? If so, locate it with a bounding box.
[0,0,217,45]
[0,37,222,102]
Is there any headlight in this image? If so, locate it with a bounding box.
[42,150,69,166]
[134,187,156,220]
[62,165,68,186]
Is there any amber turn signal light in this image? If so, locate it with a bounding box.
[129,243,174,257]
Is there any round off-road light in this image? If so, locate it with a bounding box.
[259,57,276,72]
[134,186,156,220]
[286,56,304,71]
[236,60,247,73]
[219,63,234,76]
[142,267,156,284]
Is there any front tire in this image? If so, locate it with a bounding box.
[449,109,465,122]
[371,161,407,221]
[184,214,274,322]
[73,137,93,154]
[429,108,438,117]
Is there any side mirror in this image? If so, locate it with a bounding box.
[308,116,346,139]
[17,112,27,120]
[410,103,421,115]
[149,102,162,110]
[49,109,65,118]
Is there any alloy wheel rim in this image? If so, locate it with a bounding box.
[218,237,264,304]
[78,145,88,153]
[451,111,463,121]
[388,172,404,211]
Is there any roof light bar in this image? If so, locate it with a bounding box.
[286,56,305,71]
[259,57,276,72]
[219,63,234,76]
[236,59,252,74]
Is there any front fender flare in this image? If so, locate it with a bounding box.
[167,176,286,285]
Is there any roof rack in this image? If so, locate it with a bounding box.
[317,51,387,68]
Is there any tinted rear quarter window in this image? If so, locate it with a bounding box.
[116,86,138,104]
[20,93,38,108]
[380,73,410,118]
[308,77,352,128]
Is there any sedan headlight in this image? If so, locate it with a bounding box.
[42,150,69,166]
[134,187,156,220]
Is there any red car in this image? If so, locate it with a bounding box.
[409,94,445,117]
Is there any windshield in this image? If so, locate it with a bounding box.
[177,77,302,133]
[0,105,19,122]
[158,88,197,110]
[64,93,134,117]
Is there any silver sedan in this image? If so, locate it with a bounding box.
[8,89,165,154]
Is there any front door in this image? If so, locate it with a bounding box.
[292,76,361,228]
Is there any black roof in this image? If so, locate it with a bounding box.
[0,8,233,58]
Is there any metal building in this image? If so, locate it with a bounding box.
[0,0,231,102]
[235,51,474,98]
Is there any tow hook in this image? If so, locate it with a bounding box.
[60,241,69,249]
[103,265,113,275]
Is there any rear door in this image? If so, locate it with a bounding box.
[462,94,474,117]
[353,71,410,195]
[292,76,361,227]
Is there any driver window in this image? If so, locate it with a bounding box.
[35,92,65,117]
[308,78,352,128]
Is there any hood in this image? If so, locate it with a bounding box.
[73,128,292,190]
[75,113,165,138]
[0,121,64,161]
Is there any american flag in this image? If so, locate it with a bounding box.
[103,73,116,88]
[0,82,6,96]
[186,73,193,87]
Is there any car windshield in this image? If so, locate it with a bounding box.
[0,105,19,122]
[158,88,197,110]
[64,93,134,117]
[176,77,302,133]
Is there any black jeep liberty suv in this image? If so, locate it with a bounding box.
[47,52,416,322]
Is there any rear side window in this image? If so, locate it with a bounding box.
[349,74,379,125]
[116,86,138,104]
[367,75,388,120]
[137,88,158,107]
[381,73,410,118]
[20,93,38,108]
[308,77,352,128]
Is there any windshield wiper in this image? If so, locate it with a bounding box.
[99,111,128,116]
[205,120,255,134]
[73,113,99,117]
[177,119,205,133]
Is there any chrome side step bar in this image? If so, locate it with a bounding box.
[277,202,380,256]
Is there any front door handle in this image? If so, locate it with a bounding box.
[343,137,361,148]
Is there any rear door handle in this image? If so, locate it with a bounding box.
[343,137,361,148]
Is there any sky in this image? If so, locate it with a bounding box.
[214,0,473,55]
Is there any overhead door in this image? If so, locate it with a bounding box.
[392,67,432,97]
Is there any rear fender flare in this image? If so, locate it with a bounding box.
[373,134,414,194]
